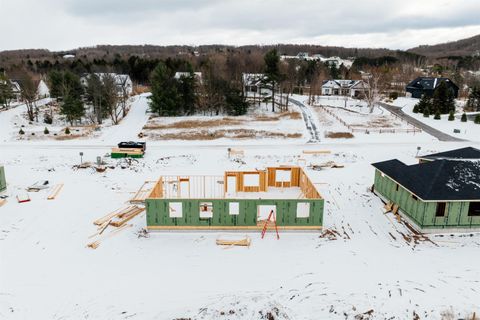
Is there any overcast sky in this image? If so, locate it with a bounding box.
[1,0,480,51]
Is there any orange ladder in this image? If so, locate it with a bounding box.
[261,210,280,239]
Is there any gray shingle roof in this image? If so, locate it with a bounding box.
[372,159,480,201]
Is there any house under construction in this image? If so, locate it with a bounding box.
[145,166,324,230]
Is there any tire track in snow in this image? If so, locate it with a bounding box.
[289,97,321,143]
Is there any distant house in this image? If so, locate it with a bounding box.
[372,147,480,232]
[321,80,368,98]
[37,79,50,99]
[80,73,133,96]
[174,72,202,84]
[9,80,22,102]
[242,73,271,96]
[406,77,459,99]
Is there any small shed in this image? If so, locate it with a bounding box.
[372,157,480,232]
[0,166,6,192]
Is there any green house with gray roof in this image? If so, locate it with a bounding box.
[372,148,480,232]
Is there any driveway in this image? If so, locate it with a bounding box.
[289,97,322,143]
[378,102,466,142]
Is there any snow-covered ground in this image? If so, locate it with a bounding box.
[305,95,434,143]
[392,97,480,142]
[1,94,480,320]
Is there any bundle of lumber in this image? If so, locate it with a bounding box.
[302,150,331,155]
[216,236,251,247]
[111,148,144,159]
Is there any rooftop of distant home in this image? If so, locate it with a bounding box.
[417,147,480,162]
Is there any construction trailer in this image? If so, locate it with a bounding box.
[145,166,324,231]
[372,153,480,232]
[0,166,6,192]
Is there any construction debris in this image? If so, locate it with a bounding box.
[309,162,345,170]
[47,184,64,200]
[87,224,132,249]
[27,180,49,192]
[16,193,31,203]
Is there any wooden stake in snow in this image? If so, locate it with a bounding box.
[47,184,64,200]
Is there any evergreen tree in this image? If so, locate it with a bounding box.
[423,106,430,118]
[434,110,441,120]
[149,62,182,116]
[225,86,249,116]
[0,74,14,108]
[466,87,480,111]
[263,49,282,112]
[414,95,431,114]
[475,114,480,124]
[461,112,467,122]
[448,110,455,121]
[432,81,455,114]
[61,93,84,125]
[177,72,196,115]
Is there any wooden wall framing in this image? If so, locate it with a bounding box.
[148,166,322,200]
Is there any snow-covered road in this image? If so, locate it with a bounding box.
[290,97,322,142]
[98,93,150,144]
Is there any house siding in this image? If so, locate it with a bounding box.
[146,198,324,229]
[0,166,6,192]
[374,170,480,229]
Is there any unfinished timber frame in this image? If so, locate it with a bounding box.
[145,166,324,231]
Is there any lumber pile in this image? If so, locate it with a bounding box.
[111,148,144,159]
[94,205,145,227]
[228,148,245,158]
[216,236,251,247]
[47,184,64,200]
[302,150,331,155]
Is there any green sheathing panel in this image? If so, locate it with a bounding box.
[111,153,144,159]
[374,169,480,229]
[146,198,324,228]
[0,166,6,192]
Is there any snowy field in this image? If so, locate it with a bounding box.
[1,95,480,320]
[141,103,305,142]
[392,97,480,142]
[305,96,434,143]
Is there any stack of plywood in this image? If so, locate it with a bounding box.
[111,148,144,159]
